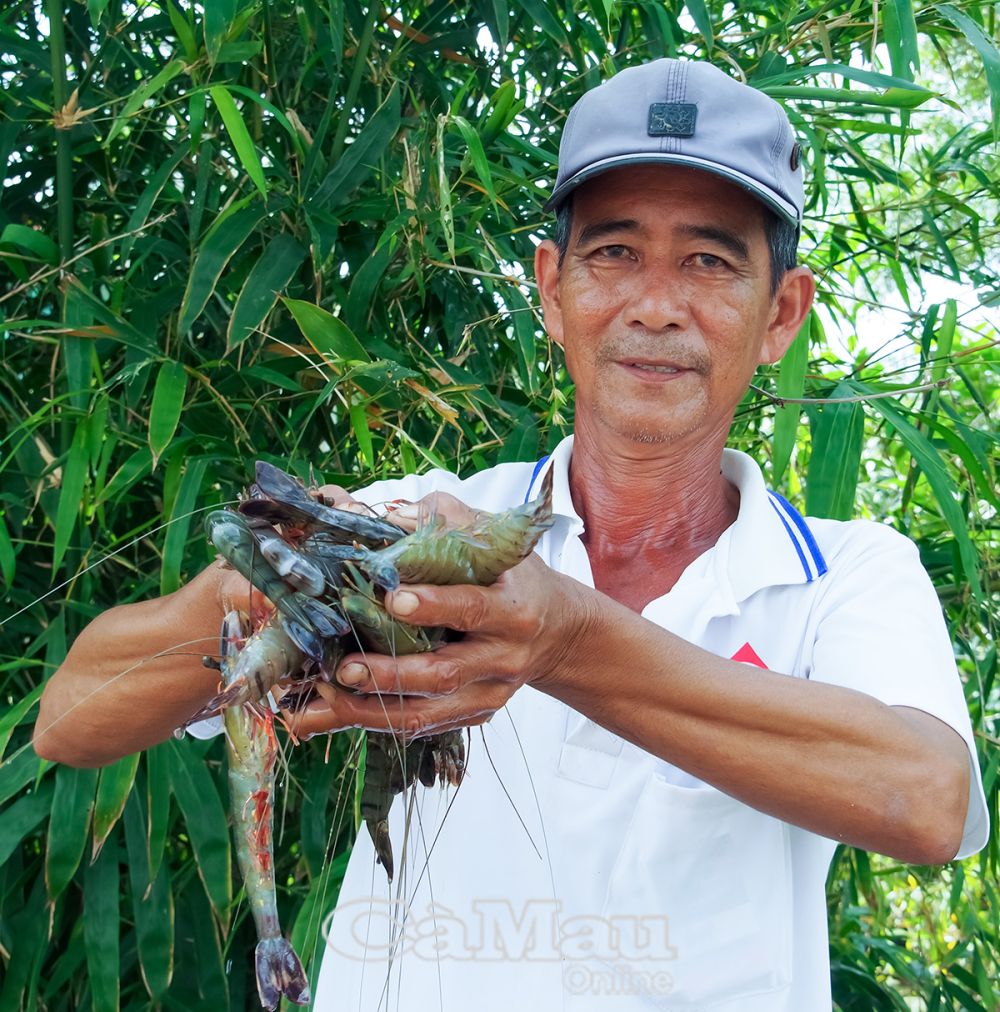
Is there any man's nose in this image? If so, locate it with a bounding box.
[624,268,691,331]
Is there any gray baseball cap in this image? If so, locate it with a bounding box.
[545,59,803,226]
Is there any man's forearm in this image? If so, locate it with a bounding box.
[541,592,970,864]
[33,563,237,767]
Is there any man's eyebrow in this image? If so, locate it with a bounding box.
[573,219,641,247]
[676,224,750,263]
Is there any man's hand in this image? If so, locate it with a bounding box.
[285,491,591,740]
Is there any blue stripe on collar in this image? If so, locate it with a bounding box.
[523,455,551,503]
[767,490,829,581]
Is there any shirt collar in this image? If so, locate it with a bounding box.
[530,437,827,604]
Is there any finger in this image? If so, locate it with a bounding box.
[337,685,504,737]
[335,641,503,696]
[383,582,493,633]
[392,491,480,530]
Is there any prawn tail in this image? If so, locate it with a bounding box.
[366,816,395,882]
[254,936,311,1010]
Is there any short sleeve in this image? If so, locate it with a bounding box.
[808,522,989,859]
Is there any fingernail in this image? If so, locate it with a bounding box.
[338,662,369,687]
[388,590,419,616]
[394,504,419,520]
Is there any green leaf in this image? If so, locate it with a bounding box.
[0,223,59,264]
[685,0,714,51]
[284,298,370,362]
[177,203,265,334]
[124,791,174,998]
[105,59,186,146]
[45,764,99,900]
[0,780,55,867]
[166,739,231,917]
[148,360,188,467]
[805,385,864,520]
[862,386,984,602]
[883,0,920,80]
[772,315,810,485]
[344,239,395,335]
[935,3,1000,134]
[349,402,375,469]
[146,742,172,881]
[203,0,237,60]
[84,832,120,1012]
[227,233,308,351]
[0,749,44,807]
[309,85,401,209]
[91,753,140,861]
[52,419,90,572]
[120,147,187,262]
[0,512,16,585]
[451,115,498,205]
[160,456,209,595]
[210,85,268,198]
[0,684,42,761]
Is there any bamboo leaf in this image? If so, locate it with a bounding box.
[227,233,308,351]
[0,780,55,867]
[349,402,375,469]
[0,685,41,761]
[177,203,265,334]
[805,383,864,520]
[284,298,370,362]
[120,147,186,262]
[685,0,714,51]
[91,753,140,861]
[45,764,99,900]
[862,385,984,602]
[123,791,174,998]
[772,315,810,485]
[84,832,120,1012]
[883,0,921,80]
[0,223,59,264]
[104,59,186,146]
[204,0,237,59]
[936,4,1000,134]
[148,360,188,467]
[146,741,172,882]
[0,749,44,807]
[210,85,268,198]
[52,419,90,573]
[451,114,498,205]
[166,738,231,917]
[160,455,209,595]
[309,85,401,209]
[0,512,15,585]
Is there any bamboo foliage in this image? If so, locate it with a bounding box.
[1,1,997,1008]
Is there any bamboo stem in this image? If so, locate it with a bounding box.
[47,0,73,263]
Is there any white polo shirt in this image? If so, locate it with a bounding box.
[265,436,988,1011]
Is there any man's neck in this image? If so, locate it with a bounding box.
[567,418,740,610]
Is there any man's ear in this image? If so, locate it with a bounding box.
[759,266,816,364]
[535,239,565,349]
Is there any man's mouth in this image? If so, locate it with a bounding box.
[628,362,681,373]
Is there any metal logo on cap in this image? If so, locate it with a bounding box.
[647,103,697,137]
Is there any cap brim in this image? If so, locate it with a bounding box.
[543,153,801,226]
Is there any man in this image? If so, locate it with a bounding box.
[36,59,987,1009]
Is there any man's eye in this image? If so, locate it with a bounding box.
[692,252,725,269]
[597,244,631,259]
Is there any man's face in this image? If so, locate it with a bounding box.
[536,165,809,449]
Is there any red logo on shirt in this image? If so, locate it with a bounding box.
[731,642,768,669]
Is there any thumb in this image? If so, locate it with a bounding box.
[384,583,492,633]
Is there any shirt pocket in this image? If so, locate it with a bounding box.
[556,712,625,788]
[599,770,793,1010]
